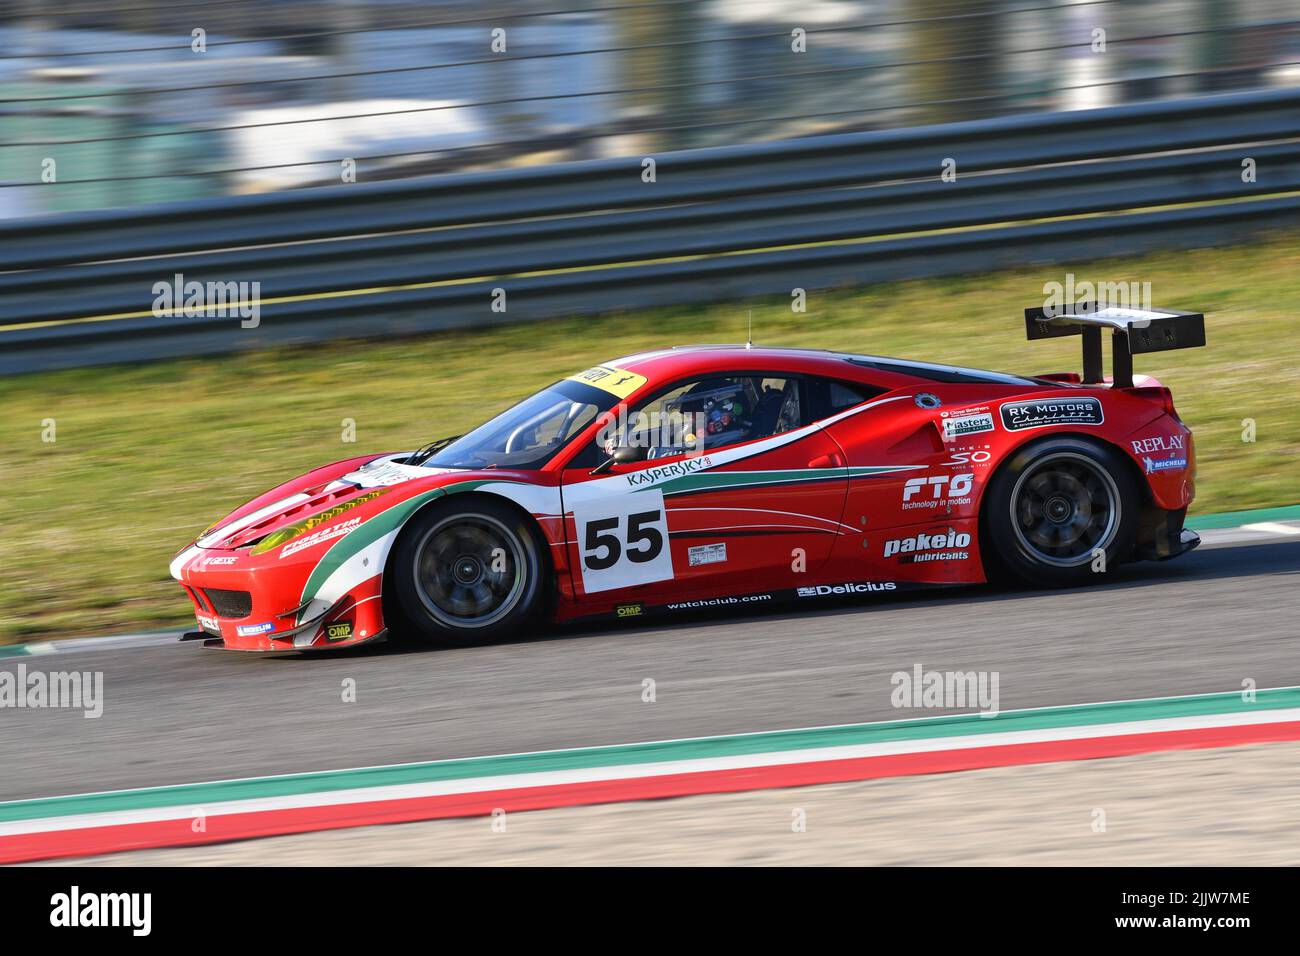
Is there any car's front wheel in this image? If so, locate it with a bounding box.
[391,497,548,646]
[983,436,1138,587]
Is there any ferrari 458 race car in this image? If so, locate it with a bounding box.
[171,304,1204,652]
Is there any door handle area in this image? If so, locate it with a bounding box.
[807,452,845,469]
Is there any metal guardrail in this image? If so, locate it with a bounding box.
[2,86,1298,375]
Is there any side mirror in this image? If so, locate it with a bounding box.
[590,444,648,475]
[612,445,648,464]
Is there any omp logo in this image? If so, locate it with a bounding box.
[883,530,971,559]
[326,622,353,640]
[615,603,643,618]
[50,886,151,936]
[902,473,973,509]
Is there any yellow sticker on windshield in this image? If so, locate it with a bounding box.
[567,365,647,399]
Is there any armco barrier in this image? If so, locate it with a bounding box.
[1,86,1298,374]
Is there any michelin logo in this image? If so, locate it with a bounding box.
[1143,456,1188,474]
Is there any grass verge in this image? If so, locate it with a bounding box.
[2,232,1297,642]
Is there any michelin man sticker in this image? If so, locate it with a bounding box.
[572,489,674,593]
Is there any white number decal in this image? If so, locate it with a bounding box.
[573,491,675,593]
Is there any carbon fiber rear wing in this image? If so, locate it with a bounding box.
[1024,304,1205,388]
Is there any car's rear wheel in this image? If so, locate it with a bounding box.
[391,497,548,646]
[983,436,1138,587]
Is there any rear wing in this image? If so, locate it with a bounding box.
[1024,304,1205,388]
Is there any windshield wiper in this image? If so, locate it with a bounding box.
[405,435,461,467]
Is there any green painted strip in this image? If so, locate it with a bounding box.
[298,487,447,607]
[0,645,36,658]
[1186,503,1300,530]
[299,479,503,607]
[646,466,909,497]
[2,686,1297,825]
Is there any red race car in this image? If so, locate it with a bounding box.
[171,304,1204,652]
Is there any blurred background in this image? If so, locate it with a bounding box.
[2,0,1298,218]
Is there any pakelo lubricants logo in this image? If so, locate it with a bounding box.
[883,529,971,563]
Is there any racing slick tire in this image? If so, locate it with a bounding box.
[983,435,1139,588]
[390,497,549,647]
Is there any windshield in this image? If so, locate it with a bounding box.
[417,380,619,470]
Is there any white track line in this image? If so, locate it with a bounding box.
[1241,522,1300,535]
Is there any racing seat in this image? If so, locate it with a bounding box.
[749,386,786,438]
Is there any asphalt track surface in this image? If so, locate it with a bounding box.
[2,528,1298,803]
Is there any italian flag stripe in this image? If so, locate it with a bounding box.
[2,687,1298,863]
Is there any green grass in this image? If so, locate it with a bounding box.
[3,233,1298,643]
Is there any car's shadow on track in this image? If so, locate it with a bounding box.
[262,539,1300,663]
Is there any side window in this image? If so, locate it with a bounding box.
[805,377,884,422]
[614,375,800,460]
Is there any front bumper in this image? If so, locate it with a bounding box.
[182,627,389,653]
[173,547,387,651]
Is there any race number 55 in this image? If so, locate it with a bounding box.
[573,491,675,593]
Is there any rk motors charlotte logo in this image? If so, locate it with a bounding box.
[1000,397,1104,431]
[50,887,151,936]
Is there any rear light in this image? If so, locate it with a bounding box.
[1128,386,1179,420]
